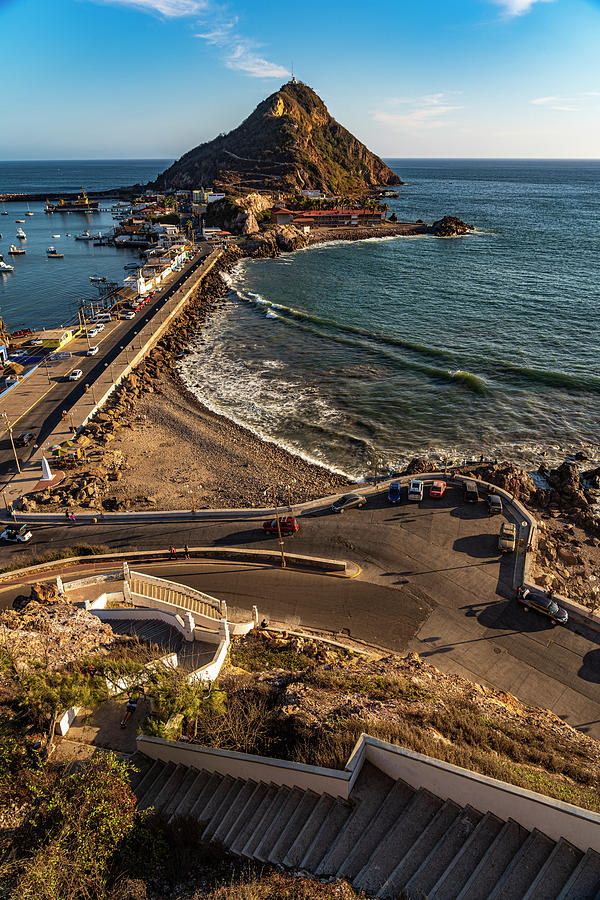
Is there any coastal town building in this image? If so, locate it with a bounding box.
[271,207,386,228]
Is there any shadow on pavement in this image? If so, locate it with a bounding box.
[453,533,499,559]
[579,649,600,683]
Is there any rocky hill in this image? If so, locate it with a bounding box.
[154,81,403,195]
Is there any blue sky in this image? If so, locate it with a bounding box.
[1,0,599,159]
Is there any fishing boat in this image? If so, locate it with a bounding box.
[15,219,25,224]
[45,188,99,214]
[9,244,25,255]
[75,231,92,241]
[0,260,14,273]
[47,246,64,258]
[51,234,61,238]
[16,227,26,239]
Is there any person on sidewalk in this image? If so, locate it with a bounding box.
[170,545,177,560]
[120,688,144,729]
[184,544,190,559]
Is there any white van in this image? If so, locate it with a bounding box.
[93,313,112,323]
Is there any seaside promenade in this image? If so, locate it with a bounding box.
[0,244,222,509]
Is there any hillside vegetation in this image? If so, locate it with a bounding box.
[155,81,402,194]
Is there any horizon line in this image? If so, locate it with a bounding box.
[2,156,600,163]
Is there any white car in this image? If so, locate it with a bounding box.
[69,368,83,381]
[1,525,32,543]
[408,479,424,502]
[86,346,99,356]
[94,323,105,333]
[122,310,136,320]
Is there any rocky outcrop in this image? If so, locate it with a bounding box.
[154,81,403,195]
[240,224,309,257]
[428,216,473,236]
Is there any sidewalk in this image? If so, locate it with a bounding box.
[0,248,222,508]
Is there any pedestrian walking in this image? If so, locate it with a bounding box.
[65,508,70,522]
[184,543,190,559]
[120,688,144,729]
[170,545,177,560]
[70,513,76,524]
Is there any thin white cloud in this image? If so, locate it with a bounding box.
[195,16,289,78]
[490,0,556,17]
[371,94,463,130]
[93,0,207,16]
[531,92,598,111]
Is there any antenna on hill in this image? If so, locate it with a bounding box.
[291,62,296,84]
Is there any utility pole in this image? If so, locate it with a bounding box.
[43,353,51,385]
[6,423,21,474]
[271,485,286,568]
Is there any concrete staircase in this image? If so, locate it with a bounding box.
[130,756,600,898]
[106,618,215,671]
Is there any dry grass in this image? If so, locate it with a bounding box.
[204,871,360,899]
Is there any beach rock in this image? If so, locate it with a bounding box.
[429,216,473,237]
[402,456,431,475]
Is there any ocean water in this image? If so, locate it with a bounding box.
[0,160,171,331]
[178,160,600,477]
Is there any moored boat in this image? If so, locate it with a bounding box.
[45,188,99,214]
[16,227,26,239]
[75,230,92,241]
[9,244,25,255]
[47,246,64,258]
[0,259,14,273]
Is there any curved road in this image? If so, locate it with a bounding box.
[2,485,600,738]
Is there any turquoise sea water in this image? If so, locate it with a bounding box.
[179,160,600,476]
[0,160,171,331]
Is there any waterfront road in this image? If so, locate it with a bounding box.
[2,484,600,738]
[0,243,214,478]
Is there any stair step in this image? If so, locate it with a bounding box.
[241,786,290,859]
[138,762,176,812]
[353,787,443,896]
[268,790,320,866]
[557,848,600,899]
[212,780,258,846]
[523,838,583,900]
[401,805,483,900]
[378,799,463,899]
[223,782,271,850]
[283,794,335,869]
[428,810,504,899]
[489,829,555,899]
[167,770,210,822]
[151,764,189,814]
[317,763,394,878]
[133,759,165,805]
[230,784,279,856]
[338,778,415,880]
[185,771,223,822]
[129,754,153,792]
[457,818,529,900]
[202,778,247,841]
[255,787,304,863]
[191,774,232,829]
[301,799,352,871]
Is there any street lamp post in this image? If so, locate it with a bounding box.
[2,416,21,474]
[270,486,286,569]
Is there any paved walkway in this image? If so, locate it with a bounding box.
[67,696,150,753]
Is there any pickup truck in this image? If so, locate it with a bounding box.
[498,521,517,552]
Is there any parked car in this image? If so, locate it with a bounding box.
[498,521,517,552]
[122,311,136,320]
[408,480,424,502]
[15,431,35,447]
[28,338,43,346]
[88,328,101,338]
[1,524,32,543]
[516,585,568,625]
[331,493,367,514]
[262,517,299,536]
[488,493,503,515]
[86,346,99,356]
[69,369,83,381]
[463,479,479,503]
[430,480,446,499]
[388,481,402,503]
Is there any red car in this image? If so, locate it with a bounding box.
[262,517,299,536]
[430,480,447,499]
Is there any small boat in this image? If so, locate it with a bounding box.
[15,219,25,224]
[0,260,14,273]
[51,234,60,238]
[75,230,92,241]
[16,227,26,239]
[89,274,106,283]
[0,204,7,215]
[47,246,64,258]
[26,204,34,216]
[9,244,25,255]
